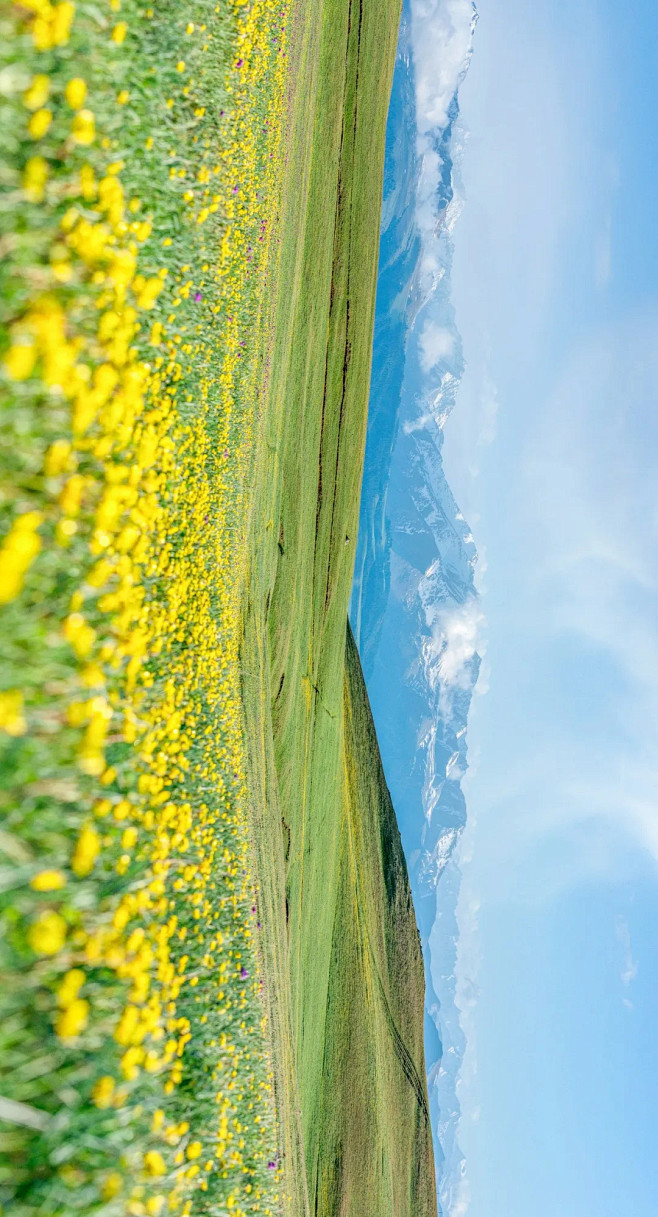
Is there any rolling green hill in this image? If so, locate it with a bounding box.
[240,0,438,1212]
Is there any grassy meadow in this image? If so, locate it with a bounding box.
[0,0,436,1215]
[1,2,289,1215]
[242,0,437,1212]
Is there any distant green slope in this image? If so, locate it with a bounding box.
[240,0,437,1213]
[311,622,435,1215]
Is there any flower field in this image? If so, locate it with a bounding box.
[0,1,291,1214]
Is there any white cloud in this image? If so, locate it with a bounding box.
[410,0,476,306]
[419,320,456,371]
[616,917,638,988]
[434,599,483,687]
[450,1184,472,1217]
[525,309,658,720]
[434,1,628,1211]
[411,0,477,137]
[458,308,658,896]
[422,593,485,716]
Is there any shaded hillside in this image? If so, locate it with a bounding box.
[240,0,436,1213]
[307,622,435,1216]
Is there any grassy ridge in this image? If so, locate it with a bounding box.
[242,0,437,1211]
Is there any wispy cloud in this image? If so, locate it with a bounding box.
[441,1,633,1211]
[432,598,484,688]
[421,593,485,716]
[419,319,456,371]
[616,916,638,988]
[410,0,476,298]
[459,307,658,896]
[521,308,658,871]
[411,0,476,137]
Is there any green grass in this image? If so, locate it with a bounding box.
[0,3,289,1214]
[241,0,437,1212]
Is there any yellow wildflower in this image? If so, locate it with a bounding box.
[92,1076,116,1109]
[44,438,73,476]
[102,1173,123,1200]
[52,1,75,46]
[23,155,48,203]
[79,163,96,199]
[0,690,26,736]
[59,473,84,516]
[136,277,164,310]
[143,1151,167,1178]
[186,1141,202,1160]
[71,825,101,877]
[30,870,66,892]
[23,74,50,111]
[0,512,42,604]
[71,109,95,146]
[121,826,138,850]
[56,968,85,1006]
[55,519,77,546]
[115,1004,140,1045]
[32,18,54,51]
[28,109,52,140]
[28,911,67,956]
[111,21,127,42]
[117,89,130,106]
[121,1045,143,1080]
[3,341,37,380]
[63,613,96,658]
[56,998,89,1039]
[65,78,87,109]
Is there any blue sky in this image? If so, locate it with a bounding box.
[444,0,658,1213]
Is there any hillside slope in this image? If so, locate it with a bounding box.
[310,622,436,1215]
[240,0,437,1213]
